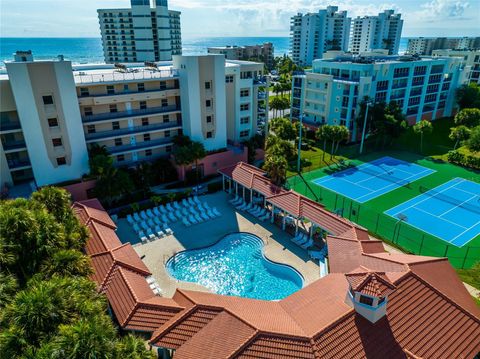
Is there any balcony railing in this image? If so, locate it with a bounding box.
[0,121,22,131]
[82,105,180,123]
[74,69,179,84]
[78,86,179,98]
[8,158,31,169]
[2,140,26,151]
[109,138,173,154]
[114,152,169,167]
[85,122,180,141]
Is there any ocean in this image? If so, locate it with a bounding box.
[0,37,409,66]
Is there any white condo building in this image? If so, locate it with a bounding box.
[432,49,480,85]
[290,6,351,67]
[291,53,467,137]
[98,0,181,63]
[0,52,266,189]
[350,10,403,55]
[407,37,480,56]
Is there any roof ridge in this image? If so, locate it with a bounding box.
[399,271,480,324]
[363,252,447,266]
[149,305,198,344]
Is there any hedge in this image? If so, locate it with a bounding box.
[447,150,480,169]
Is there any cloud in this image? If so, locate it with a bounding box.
[412,0,473,22]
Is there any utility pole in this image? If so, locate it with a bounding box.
[359,102,372,154]
[297,113,304,173]
[264,75,270,141]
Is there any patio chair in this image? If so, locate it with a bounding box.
[166,203,174,212]
[200,211,209,221]
[161,214,169,223]
[229,195,239,204]
[140,211,148,220]
[153,207,161,216]
[168,212,176,221]
[212,207,221,217]
[146,209,155,218]
[182,217,191,227]
[133,223,140,233]
[189,215,197,224]
[173,201,181,210]
[188,197,195,206]
[193,195,201,204]
[163,225,173,235]
[139,231,148,244]
[127,214,134,225]
[181,198,189,207]
[300,238,314,249]
[154,226,165,238]
[133,212,141,222]
[159,205,167,214]
[195,213,203,223]
[146,229,156,241]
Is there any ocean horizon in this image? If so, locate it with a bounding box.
[0,37,409,66]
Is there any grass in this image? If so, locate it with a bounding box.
[456,263,480,290]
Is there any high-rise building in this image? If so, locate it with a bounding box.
[208,43,274,69]
[97,0,182,64]
[290,6,351,67]
[350,10,403,55]
[407,37,480,56]
[432,49,480,85]
[291,53,467,136]
[0,53,266,188]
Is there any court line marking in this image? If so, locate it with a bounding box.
[438,191,480,218]
[355,168,434,202]
[411,206,468,230]
[449,219,480,244]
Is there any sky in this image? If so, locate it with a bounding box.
[1,0,479,38]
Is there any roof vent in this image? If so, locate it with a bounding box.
[345,267,396,323]
[13,50,33,62]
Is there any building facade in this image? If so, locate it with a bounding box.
[350,10,403,55]
[291,54,467,137]
[0,53,266,188]
[207,43,274,69]
[98,0,182,64]
[432,49,480,85]
[290,6,351,67]
[407,37,480,56]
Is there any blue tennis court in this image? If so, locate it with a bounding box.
[312,156,435,203]
[385,178,480,247]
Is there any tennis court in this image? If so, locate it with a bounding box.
[312,156,435,203]
[385,178,480,247]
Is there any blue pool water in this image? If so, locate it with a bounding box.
[166,233,303,300]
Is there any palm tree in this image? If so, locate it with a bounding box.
[40,249,93,279]
[315,126,329,161]
[173,137,206,184]
[333,125,350,154]
[31,187,73,223]
[449,125,471,149]
[115,335,155,359]
[413,120,433,153]
[264,155,288,185]
[0,273,17,309]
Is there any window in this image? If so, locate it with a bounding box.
[240,103,249,111]
[123,84,129,91]
[117,154,125,162]
[52,138,63,147]
[42,95,54,105]
[87,125,96,134]
[56,157,66,166]
[206,131,212,138]
[393,67,409,78]
[341,96,349,107]
[145,149,152,156]
[206,115,212,123]
[240,130,250,137]
[205,81,211,89]
[206,99,212,107]
[48,118,59,127]
[414,66,427,76]
[164,130,170,137]
[139,101,147,110]
[225,75,234,83]
[114,138,123,146]
[141,117,149,126]
[240,116,249,124]
[378,297,386,305]
[109,104,117,113]
[163,115,170,123]
[106,85,115,95]
[143,133,150,141]
[80,88,89,96]
[161,99,168,107]
[84,107,93,116]
[359,295,373,306]
[137,83,145,92]
[376,80,389,91]
[160,81,166,90]
[112,121,120,130]
[240,89,249,97]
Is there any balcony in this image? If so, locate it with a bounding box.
[109,138,173,155]
[0,121,22,132]
[82,105,180,123]
[74,69,179,85]
[2,140,27,151]
[114,152,169,167]
[7,158,31,170]
[85,122,181,142]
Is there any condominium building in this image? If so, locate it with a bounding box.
[208,43,274,69]
[407,37,480,56]
[290,6,351,67]
[291,54,467,137]
[432,49,480,85]
[0,52,266,188]
[350,10,403,55]
[97,0,182,64]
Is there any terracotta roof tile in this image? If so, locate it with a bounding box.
[85,221,122,256]
[345,270,396,297]
[72,200,116,229]
[236,334,315,358]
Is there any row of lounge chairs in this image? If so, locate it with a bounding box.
[230,196,271,221]
[291,232,314,249]
[308,246,328,260]
[146,276,162,296]
[181,200,222,227]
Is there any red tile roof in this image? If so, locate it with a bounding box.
[72,199,116,229]
[74,170,480,358]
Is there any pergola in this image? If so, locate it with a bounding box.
[218,162,369,241]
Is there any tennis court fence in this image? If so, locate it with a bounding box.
[287,174,480,269]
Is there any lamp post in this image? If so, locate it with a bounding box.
[297,113,304,173]
[359,101,373,154]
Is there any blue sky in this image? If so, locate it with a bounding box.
[1,0,479,38]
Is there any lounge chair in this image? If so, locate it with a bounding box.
[159,205,167,214]
[308,250,323,260]
[200,211,209,221]
[139,231,148,244]
[189,215,197,224]
[175,209,182,218]
[147,218,155,227]
[182,198,189,207]
[140,221,149,231]
[300,238,314,249]
[182,217,191,227]
[193,195,201,204]
[133,223,140,233]
[195,213,203,223]
[163,225,173,235]
[153,217,162,226]
[166,203,174,212]
[212,207,221,217]
[140,211,148,220]
[206,209,216,219]
[188,197,195,206]
[168,212,176,221]
[229,195,239,204]
[173,201,181,210]
[189,207,197,215]
[153,207,161,216]
[243,203,253,212]
[292,233,306,245]
[249,206,261,216]
[181,208,189,216]
[197,203,204,211]
[256,208,268,218]
[161,214,169,223]
[203,202,211,209]
[155,226,165,238]
[127,214,134,224]
[259,212,271,221]
[146,209,155,218]
[147,277,155,285]
[133,212,141,222]
[236,200,246,210]
[231,197,242,206]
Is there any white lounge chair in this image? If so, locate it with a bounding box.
[195,213,203,222]
[300,238,314,249]
[133,223,140,233]
[166,203,174,212]
[189,215,197,224]
[161,214,169,223]
[182,217,191,227]
[181,198,189,207]
[127,214,134,224]
[139,231,148,244]
[212,207,221,217]
[140,211,148,220]
[155,226,165,238]
[200,212,209,221]
[133,212,141,222]
[173,201,181,210]
[153,207,161,216]
[168,212,176,221]
[147,277,155,285]
[193,195,201,204]
[188,197,195,206]
[146,209,155,218]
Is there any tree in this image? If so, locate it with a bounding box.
[413,120,433,153]
[454,108,480,128]
[132,161,155,197]
[332,125,350,155]
[265,135,295,160]
[269,97,283,118]
[173,135,206,184]
[40,249,92,279]
[449,126,471,149]
[315,125,331,161]
[264,155,288,185]
[87,144,109,158]
[269,117,296,141]
[455,83,480,110]
[466,125,480,152]
[94,162,134,206]
[115,335,155,359]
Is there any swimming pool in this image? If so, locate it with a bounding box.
[165,232,303,300]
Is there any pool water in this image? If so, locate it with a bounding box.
[166,233,303,300]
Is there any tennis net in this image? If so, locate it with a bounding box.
[419,185,480,215]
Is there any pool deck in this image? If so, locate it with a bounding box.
[117,192,322,298]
